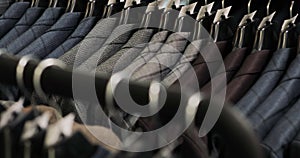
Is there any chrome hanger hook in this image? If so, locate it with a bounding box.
[205,0,207,5]
[66,0,76,12]
[88,0,96,17]
[290,1,294,18]
[267,0,271,15]
[49,0,58,8]
[34,0,40,7]
[248,0,252,14]
[84,0,95,18]
[31,0,35,7]
[222,0,225,9]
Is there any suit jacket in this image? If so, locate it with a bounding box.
[0,7,44,47]
[0,2,30,38]
[225,49,272,104]
[249,54,300,139]
[3,7,64,54]
[162,39,209,87]
[171,41,230,90]
[201,47,249,96]
[58,18,118,67]
[77,24,137,71]
[45,16,97,59]
[17,12,83,58]
[236,48,296,115]
[131,32,190,82]
[96,29,154,74]
[119,31,170,74]
[261,98,300,158]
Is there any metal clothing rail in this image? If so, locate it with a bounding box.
[0,53,263,158]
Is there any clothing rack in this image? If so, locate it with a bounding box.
[0,53,263,158]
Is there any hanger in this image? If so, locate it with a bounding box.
[102,0,117,18]
[210,4,233,42]
[109,0,126,18]
[45,113,75,158]
[21,112,50,141]
[233,0,258,48]
[49,0,59,8]
[253,0,278,51]
[277,1,298,49]
[193,1,215,40]
[65,0,77,13]
[159,0,189,31]
[140,0,164,28]
[31,0,40,7]
[84,0,96,18]
[174,2,198,32]
[0,98,24,129]
[119,0,142,24]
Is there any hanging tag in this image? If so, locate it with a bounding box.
[0,98,24,128]
[258,11,276,30]
[21,112,51,141]
[178,2,197,18]
[281,14,298,32]
[213,6,232,24]
[196,2,214,21]
[238,10,257,27]
[44,114,75,147]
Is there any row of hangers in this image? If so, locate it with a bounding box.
[14,0,96,18]
[102,0,299,51]
[10,0,299,52]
